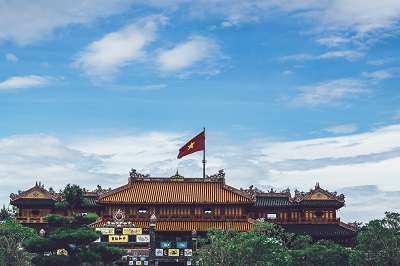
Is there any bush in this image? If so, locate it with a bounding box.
[46,214,70,226]
[72,212,98,225]
[31,254,73,266]
[291,240,352,266]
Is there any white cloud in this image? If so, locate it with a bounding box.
[293,78,369,106]
[0,75,50,92]
[317,0,400,36]
[2,124,400,222]
[5,53,18,62]
[0,0,134,44]
[316,36,350,47]
[367,58,394,66]
[324,124,358,134]
[74,15,166,79]
[281,50,363,62]
[158,36,219,72]
[362,69,394,80]
[185,1,400,46]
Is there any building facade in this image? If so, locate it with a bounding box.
[10,169,357,265]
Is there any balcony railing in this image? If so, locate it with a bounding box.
[16,217,47,223]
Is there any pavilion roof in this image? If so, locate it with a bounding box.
[98,170,253,205]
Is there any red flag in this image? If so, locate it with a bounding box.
[177,130,205,159]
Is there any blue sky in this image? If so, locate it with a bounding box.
[1,1,400,222]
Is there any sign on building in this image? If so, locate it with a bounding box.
[109,235,129,243]
[155,249,164,257]
[123,227,143,235]
[95,228,115,235]
[168,249,180,257]
[136,234,150,243]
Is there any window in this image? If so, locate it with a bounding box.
[266,213,277,219]
[315,211,323,218]
[204,209,212,215]
[31,209,40,216]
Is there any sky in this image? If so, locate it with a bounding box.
[1,0,400,223]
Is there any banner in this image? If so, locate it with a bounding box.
[123,228,142,235]
[184,249,193,257]
[168,249,180,257]
[136,234,150,243]
[155,249,164,257]
[109,235,129,243]
[95,228,115,235]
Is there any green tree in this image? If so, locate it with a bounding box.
[355,211,400,265]
[291,239,353,266]
[0,205,13,221]
[194,222,292,266]
[0,219,36,266]
[61,184,85,211]
[23,212,121,266]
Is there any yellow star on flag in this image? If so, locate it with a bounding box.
[187,141,195,150]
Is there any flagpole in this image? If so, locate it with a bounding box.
[202,127,206,180]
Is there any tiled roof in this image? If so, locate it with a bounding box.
[98,179,253,204]
[298,200,344,208]
[255,195,291,207]
[83,195,98,207]
[10,184,58,203]
[282,223,357,237]
[89,218,254,232]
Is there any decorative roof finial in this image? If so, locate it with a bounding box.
[170,170,184,179]
[315,182,320,189]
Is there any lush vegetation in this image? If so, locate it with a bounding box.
[0,219,36,266]
[194,212,400,266]
[0,184,122,266]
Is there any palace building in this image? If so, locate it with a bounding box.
[10,169,357,265]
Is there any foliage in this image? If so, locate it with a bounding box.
[46,214,69,227]
[194,222,292,266]
[61,184,85,211]
[79,243,123,265]
[23,223,122,266]
[291,234,312,250]
[31,255,73,266]
[54,201,68,210]
[23,228,99,254]
[0,205,14,221]
[355,211,400,265]
[253,221,294,247]
[72,212,98,225]
[0,219,36,266]
[291,239,353,266]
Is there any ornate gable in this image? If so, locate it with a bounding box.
[294,183,345,208]
[10,182,57,203]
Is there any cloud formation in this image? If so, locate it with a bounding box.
[0,0,134,44]
[158,36,220,73]
[5,53,18,62]
[74,15,167,79]
[280,50,363,62]
[324,124,359,134]
[2,124,400,222]
[292,78,369,106]
[0,75,50,92]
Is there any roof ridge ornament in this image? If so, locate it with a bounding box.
[129,169,150,183]
[207,169,225,180]
[170,170,184,180]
